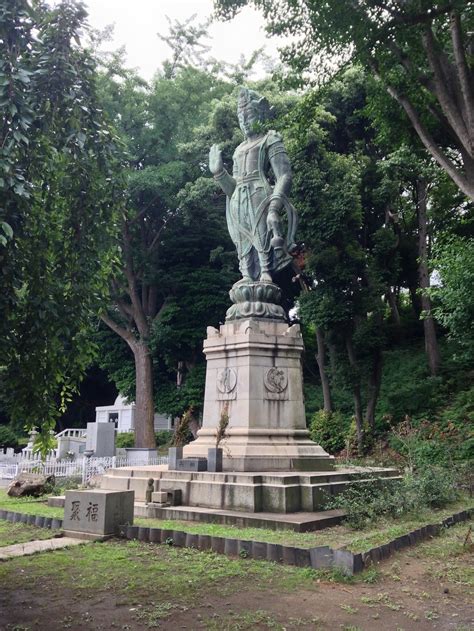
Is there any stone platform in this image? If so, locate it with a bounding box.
[134,503,347,532]
[101,465,401,514]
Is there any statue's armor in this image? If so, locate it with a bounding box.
[227,130,290,280]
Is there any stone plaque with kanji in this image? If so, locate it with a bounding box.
[63,489,134,537]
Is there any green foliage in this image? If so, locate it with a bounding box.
[0,425,18,449]
[432,236,474,364]
[309,410,349,454]
[155,430,173,447]
[0,0,123,455]
[326,468,460,529]
[115,432,135,448]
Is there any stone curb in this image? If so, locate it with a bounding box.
[0,511,63,530]
[119,507,473,576]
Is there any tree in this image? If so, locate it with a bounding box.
[0,0,122,454]
[98,37,236,447]
[215,0,474,201]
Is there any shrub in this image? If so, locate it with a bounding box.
[115,432,135,448]
[0,426,18,449]
[325,466,460,529]
[309,410,349,453]
[155,430,173,446]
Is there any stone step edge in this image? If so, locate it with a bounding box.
[118,507,473,576]
[0,509,63,530]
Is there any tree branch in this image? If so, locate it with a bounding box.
[422,24,470,156]
[450,10,474,153]
[100,313,137,350]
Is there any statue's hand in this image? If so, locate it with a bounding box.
[209,144,224,176]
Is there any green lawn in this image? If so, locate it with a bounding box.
[0,489,471,553]
[135,499,472,552]
[0,522,472,630]
[0,520,59,547]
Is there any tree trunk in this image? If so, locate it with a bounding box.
[315,327,333,413]
[133,342,156,448]
[417,178,441,376]
[386,289,401,326]
[345,334,364,453]
[366,348,383,431]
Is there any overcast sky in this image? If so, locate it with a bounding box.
[84,0,282,80]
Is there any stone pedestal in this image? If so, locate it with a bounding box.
[86,421,115,457]
[183,318,334,472]
[63,489,134,539]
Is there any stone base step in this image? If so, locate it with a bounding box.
[136,502,347,532]
[101,466,400,514]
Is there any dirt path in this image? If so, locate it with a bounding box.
[1,525,472,631]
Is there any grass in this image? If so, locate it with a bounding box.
[135,498,472,553]
[0,490,63,518]
[0,520,59,547]
[0,522,472,629]
[0,489,471,554]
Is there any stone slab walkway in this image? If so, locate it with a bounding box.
[0,537,86,561]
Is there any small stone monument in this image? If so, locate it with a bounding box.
[86,421,115,457]
[63,489,134,539]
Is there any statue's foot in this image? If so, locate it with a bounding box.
[260,272,272,283]
[270,236,285,250]
[235,276,252,286]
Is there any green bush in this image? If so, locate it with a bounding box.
[325,467,459,529]
[309,410,349,453]
[155,430,173,446]
[115,432,135,448]
[0,426,18,449]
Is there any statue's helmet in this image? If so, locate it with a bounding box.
[237,87,271,122]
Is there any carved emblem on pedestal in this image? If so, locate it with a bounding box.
[264,367,288,400]
[216,367,237,400]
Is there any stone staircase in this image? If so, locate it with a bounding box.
[101,466,401,524]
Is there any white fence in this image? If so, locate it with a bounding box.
[0,455,168,485]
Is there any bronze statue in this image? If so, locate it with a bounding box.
[209,88,297,286]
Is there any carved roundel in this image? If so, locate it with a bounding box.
[264,367,288,393]
[216,367,237,394]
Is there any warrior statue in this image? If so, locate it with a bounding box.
[209,88,298,320]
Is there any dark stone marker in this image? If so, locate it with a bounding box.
[20,513,28,524]
[238,540,253,559]
[34,515,44,528]
[0,509,6,520]
[333,549,355,575]
[126,525,138,539]
[27,514,36,526]
[185,533,198,548]
[44,516,53,528]
[309,546,333,569]
[293,548,310,567]
[149,528,162,544]
[198,534,211,551]
[51,518,62,530]
[162,489,183,506]
[13,512,22,523]
[252,541,268,560]
[176,458,208,472]
[168,447,183,471]
[207,448,223,473]
[352,552,363,573]
[369,547,381,563]
[211,536,225,553]
[160,529,173,544]
[266,543,283,563]
[172,530,186,547]
[224,538,238,556]
[5,512,14,522]
[138,527,150,542]
[281,546,297,565]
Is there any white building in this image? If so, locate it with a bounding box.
[95,395,173,433]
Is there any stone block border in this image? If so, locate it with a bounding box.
[118,508,473,576]
[0,509,63,530]
[0,507,471,575]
